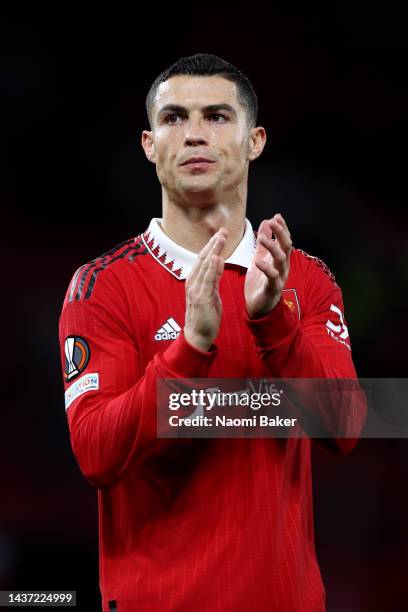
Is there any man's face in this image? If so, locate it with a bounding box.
[142,75,261,202]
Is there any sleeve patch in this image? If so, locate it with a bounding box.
[325,304,351,350]
[64,336,91,381]
[65,373,99,410]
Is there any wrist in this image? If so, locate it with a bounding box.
[183,329,212,352]
[248,295,281,320]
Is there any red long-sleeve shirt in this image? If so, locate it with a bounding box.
[59,218,366,612]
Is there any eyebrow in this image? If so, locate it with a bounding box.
[157,103,237,117]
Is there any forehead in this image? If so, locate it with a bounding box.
[152,75,241,113]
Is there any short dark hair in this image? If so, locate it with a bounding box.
[146,53,258,128]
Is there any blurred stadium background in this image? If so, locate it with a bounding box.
[2,5,408,611]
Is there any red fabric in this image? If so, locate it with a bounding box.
[59,233,365,612]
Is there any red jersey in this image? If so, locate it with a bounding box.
[59,218,365,612]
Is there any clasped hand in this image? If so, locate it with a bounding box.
[183,214,292,352]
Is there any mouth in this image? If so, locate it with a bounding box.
[179,157,215,167]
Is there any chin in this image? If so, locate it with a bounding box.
[180,178,219,197]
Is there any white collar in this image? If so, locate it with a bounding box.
[142,217,256,280]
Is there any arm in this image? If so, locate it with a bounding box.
[59,273,217,489]
[244,216,367,454]
[59,229,227,488]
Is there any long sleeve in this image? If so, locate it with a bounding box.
[59,267,217,488]
[244,255,367,454]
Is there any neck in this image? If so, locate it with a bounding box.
[161,189,247,258]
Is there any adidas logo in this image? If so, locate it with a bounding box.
[154,317,181,341]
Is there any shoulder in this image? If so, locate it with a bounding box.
[290,247,343,317]
[60,235,148,336]
[291,247,338,288]
[66,234,148,303]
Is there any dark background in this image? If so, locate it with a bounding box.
[2,5,408,611]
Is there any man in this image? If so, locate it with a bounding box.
[59,54,366,611]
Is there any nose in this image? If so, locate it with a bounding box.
[184,116,208,147]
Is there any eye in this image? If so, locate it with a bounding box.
[164,113,184,125]
[207,113,228,123]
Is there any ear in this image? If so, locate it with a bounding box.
[248,126,266,161]
[141,130,156,163]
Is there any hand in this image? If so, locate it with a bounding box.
[245,214,292,319]
[184,229,227,352]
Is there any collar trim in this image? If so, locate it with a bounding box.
[142,218,256,280]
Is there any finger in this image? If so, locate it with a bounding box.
[258,235,287,273]
[257,219,272,240]
[201,254,221,293]
[255,257,279,281]
[188,229,227,283]
[215,254,225,288]
[212,231,227,257]
[273,213,290,236]
[268,219,292,254]
[194,233,226,289]
[187,241,213,286]
[255,220,273,255]
[216,254,224,278]
[189,233,219,281]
